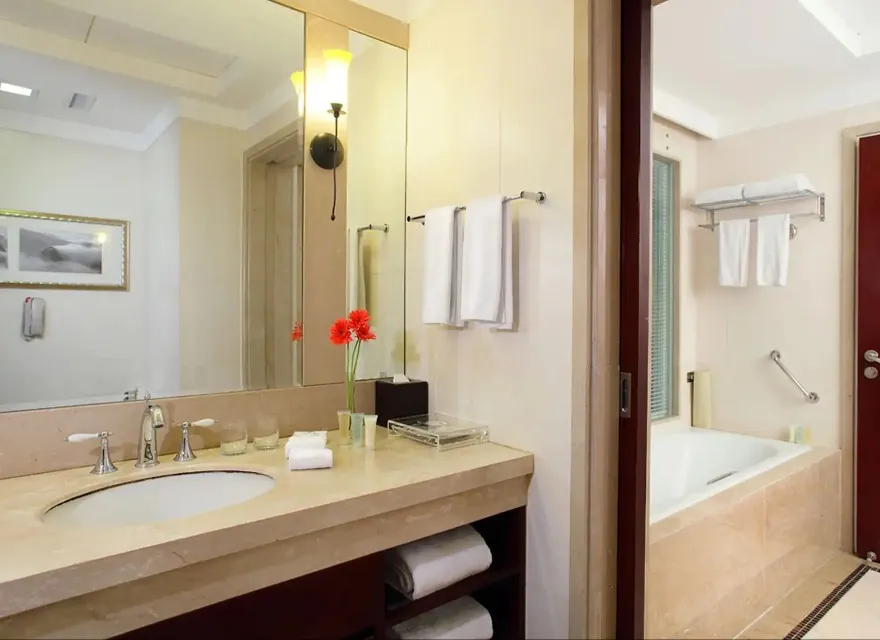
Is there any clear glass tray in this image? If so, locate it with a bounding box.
[387,413,489,451]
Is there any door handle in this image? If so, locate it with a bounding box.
[866,350,880,364]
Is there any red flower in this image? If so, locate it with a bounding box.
[329,318,353,345]
[348,309,371,330]
[291,322,303,342]
[355,322,376,342]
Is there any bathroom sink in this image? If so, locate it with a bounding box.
[43,471,276,527]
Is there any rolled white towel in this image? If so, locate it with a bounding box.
[385,525,492,600]
[284,432,328,458]
[390,596,492,640]
[287,448,332,470]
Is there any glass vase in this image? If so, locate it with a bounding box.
[350,412,365,447]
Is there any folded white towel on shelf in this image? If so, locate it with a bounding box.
[460,195,514,330]
[743,174,814,201]
[718,218,751,287]
[287,447,332,470]
[756,214,790,286]
[385,524,492,600]
[694,184,744,206]
[389,596,493,640]
[422,206,459,325]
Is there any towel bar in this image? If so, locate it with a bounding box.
[406,190,547,224]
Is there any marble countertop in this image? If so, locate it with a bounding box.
[0,430,533,619]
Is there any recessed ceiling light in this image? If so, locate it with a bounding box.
[0,82,33,97]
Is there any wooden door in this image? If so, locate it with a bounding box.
[856,132,880,559]
[618,0,652,636]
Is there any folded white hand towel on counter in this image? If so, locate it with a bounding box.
[389,596,492,640]
[287,447,332,470]
[385,524,492,600]
[285,431,328,457]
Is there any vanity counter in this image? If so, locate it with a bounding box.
[0,431,532,638]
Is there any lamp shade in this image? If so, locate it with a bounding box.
[289,70,305,116]
[323,49,352,107]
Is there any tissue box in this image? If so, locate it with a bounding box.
[375,379,428,426]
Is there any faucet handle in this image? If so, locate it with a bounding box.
[173,419,215,462]
[66,432,118,475]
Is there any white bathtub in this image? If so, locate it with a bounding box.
[650,427,810,523]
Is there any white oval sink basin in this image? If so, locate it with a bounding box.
[43,471,276,527]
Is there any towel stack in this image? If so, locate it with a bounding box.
[389,596,493,640]
[420,195,514,330]
[385,524,492,600]
[284,431,332,470]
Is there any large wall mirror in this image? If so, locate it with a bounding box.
[0,0,407,412]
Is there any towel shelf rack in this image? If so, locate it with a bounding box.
[693,189,825,239]
[406,190,546,224]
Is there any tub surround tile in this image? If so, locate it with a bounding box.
[647,447,842,639]
[0,382,375,480]
[0,431,532,620]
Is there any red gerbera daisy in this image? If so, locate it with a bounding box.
[355,323,376,342]
[348,309,370,330]
[329,318,353,345]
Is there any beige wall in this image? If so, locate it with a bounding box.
[652,119,700,430]
[178,118,246,395]
[691,103,880,448]
[405,0,574,636]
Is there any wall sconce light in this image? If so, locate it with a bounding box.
[289,70,304,118]
[309,49,352,222]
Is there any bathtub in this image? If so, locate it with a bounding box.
[650,427,809,523]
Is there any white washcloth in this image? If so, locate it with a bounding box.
[694,184,745,206]
[460,195,513,329]
[743,174,814,201]
[385,524,492,600]
[287,447,332,470]
[422,206,458,325]
[285,432,328,458]
[756,214,790,286]
[389,596,492,640]
[718,219,751,287]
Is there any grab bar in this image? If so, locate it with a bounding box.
[769,350,819,404]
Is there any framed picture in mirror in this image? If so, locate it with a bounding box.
[0,209,128,291]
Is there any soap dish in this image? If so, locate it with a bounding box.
[387,413,489,451]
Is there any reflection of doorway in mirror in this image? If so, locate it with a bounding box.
[244,126,304,390]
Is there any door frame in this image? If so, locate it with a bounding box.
[617,0,653,637]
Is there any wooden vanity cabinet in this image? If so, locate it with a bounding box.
[116,506,526,640]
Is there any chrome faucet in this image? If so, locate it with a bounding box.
[136,393,166,468]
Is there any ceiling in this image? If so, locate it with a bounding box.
[0,0,305,150]
[654,0,880,138]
